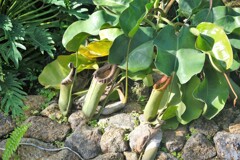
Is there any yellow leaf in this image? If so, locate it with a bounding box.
[78,40,113,59]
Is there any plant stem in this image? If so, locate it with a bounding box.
[123,39,132,104]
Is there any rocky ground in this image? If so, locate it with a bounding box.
[1,95,240,160]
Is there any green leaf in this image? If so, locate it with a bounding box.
[193,65,229,119]
[38,54,97,89]
[0,14,12,31]
[176,49,205,84]
[109,27,154,72]
[215,16,240,34]
[178,0,203,17]
[120,41,154,72]
[192,6,240,25]
[154,26,198,78]
[93,0,133,14]
[196,22,233,72]
[62,10,119,52]
[176,76,204,124]
[119,0,153,37]
[161,106,178,120]
[26,26,55,58]
[99,28,123,41]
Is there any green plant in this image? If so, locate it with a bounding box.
[41,0,240,127]
[0,0,92,116]
[2,124,30,160]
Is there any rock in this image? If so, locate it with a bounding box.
[68,110,86,131]
[142,130,162,160]
[17,138,58,160]
[162,125,188,152]
[124,152,138,160]
[0,112,16,138]
[214,107,237,131]
[98,113,137,131]
[24,116,70,142]
[155,151,178,160]
[23,95,46,116]
[129,124,162,153]
[122,102,143,114]
[214,131,240,159]
[189,117,219,137]
[92,153,124,160]
[44,149,80,160]
[101,101,125,115]
[182,133,216,160]
[0,139,6,158]
[100,127,129,153]
[41,102,63,120]
[229,123,240,134]
[65,124,102,159]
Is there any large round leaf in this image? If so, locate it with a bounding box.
[119,0,153,37]
[38,54,97,89]
[176,49,205,84]
[193,65,229,119]
[176,76,204,124]
[62,10,118,52]
[196,22,233,72]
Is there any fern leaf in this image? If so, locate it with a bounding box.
[2,124,31,160]
[0,14,13,31]
[0,18,26,68]
[26,26,55,58]
[0,74,27,116]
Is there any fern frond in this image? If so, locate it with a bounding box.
[2,124,31,160]
[26,26,55,58]
[0,16,26,68]
[0,73,27,116]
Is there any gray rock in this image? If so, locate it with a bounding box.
[124,151,138,160]
[189,117,219,137]
[162,125,188,152]
[214,108,237,130]
[92,153,124,160]
[142,130,162,160]
[17,138,58,160]
[129,124,161,153]
[0,139,6,158]
[214,131,240,159]
[156,151,178,160]
[100,127,129,153]
[24,116,70,142]
[0,113,16,138]
[68,110,86,131]
[122,102,143,114]
[65,124,102,159]
[101,101,125,115]
[40,102,63,120]
[23,95,46,116]
[44,149,80,160]
[229,123,240,134]
[182,133,216,160]
[98,113,137,131]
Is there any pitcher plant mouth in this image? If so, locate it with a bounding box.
[82,63,119,119]
[144,75,172,122]
[93,64,118,83]
[154,75,172,91]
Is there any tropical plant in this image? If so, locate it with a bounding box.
[0,0,92,116]
[40,0,240,128]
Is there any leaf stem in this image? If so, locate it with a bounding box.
[224,73,238,106]
[123,39,132,104]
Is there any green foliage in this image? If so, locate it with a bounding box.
[41,0,240,127]
[2,124,30,160]
[0,73,27,116]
